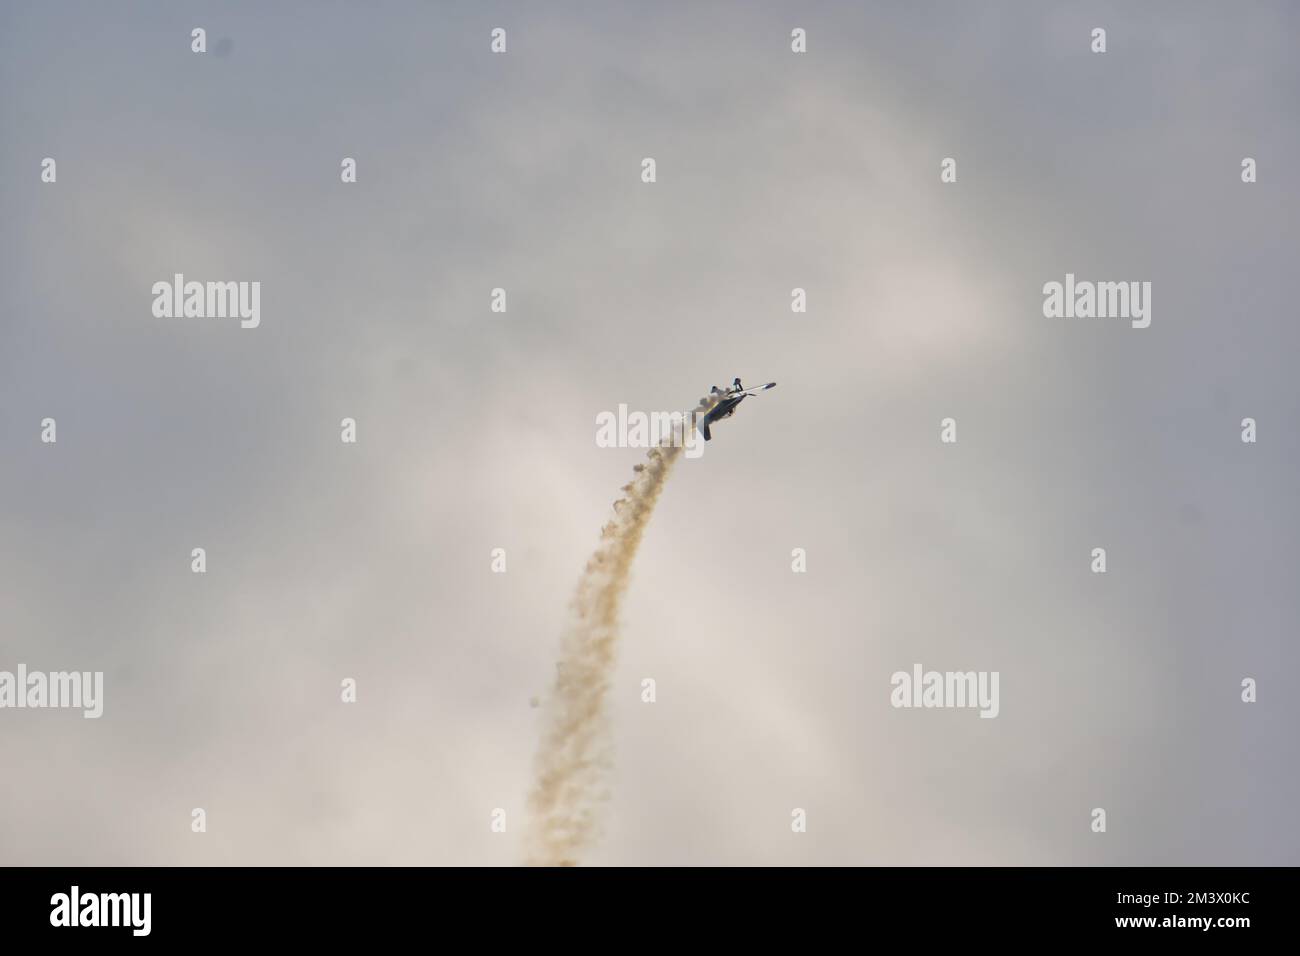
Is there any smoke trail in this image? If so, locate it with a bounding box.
[525,395,718,867]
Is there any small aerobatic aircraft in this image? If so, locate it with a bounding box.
[698,378,777,441]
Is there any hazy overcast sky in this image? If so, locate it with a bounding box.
[2,0,1297,865]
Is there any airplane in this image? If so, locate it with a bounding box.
[698,378,777,441]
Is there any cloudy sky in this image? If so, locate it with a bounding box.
[1,0,1297,865]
